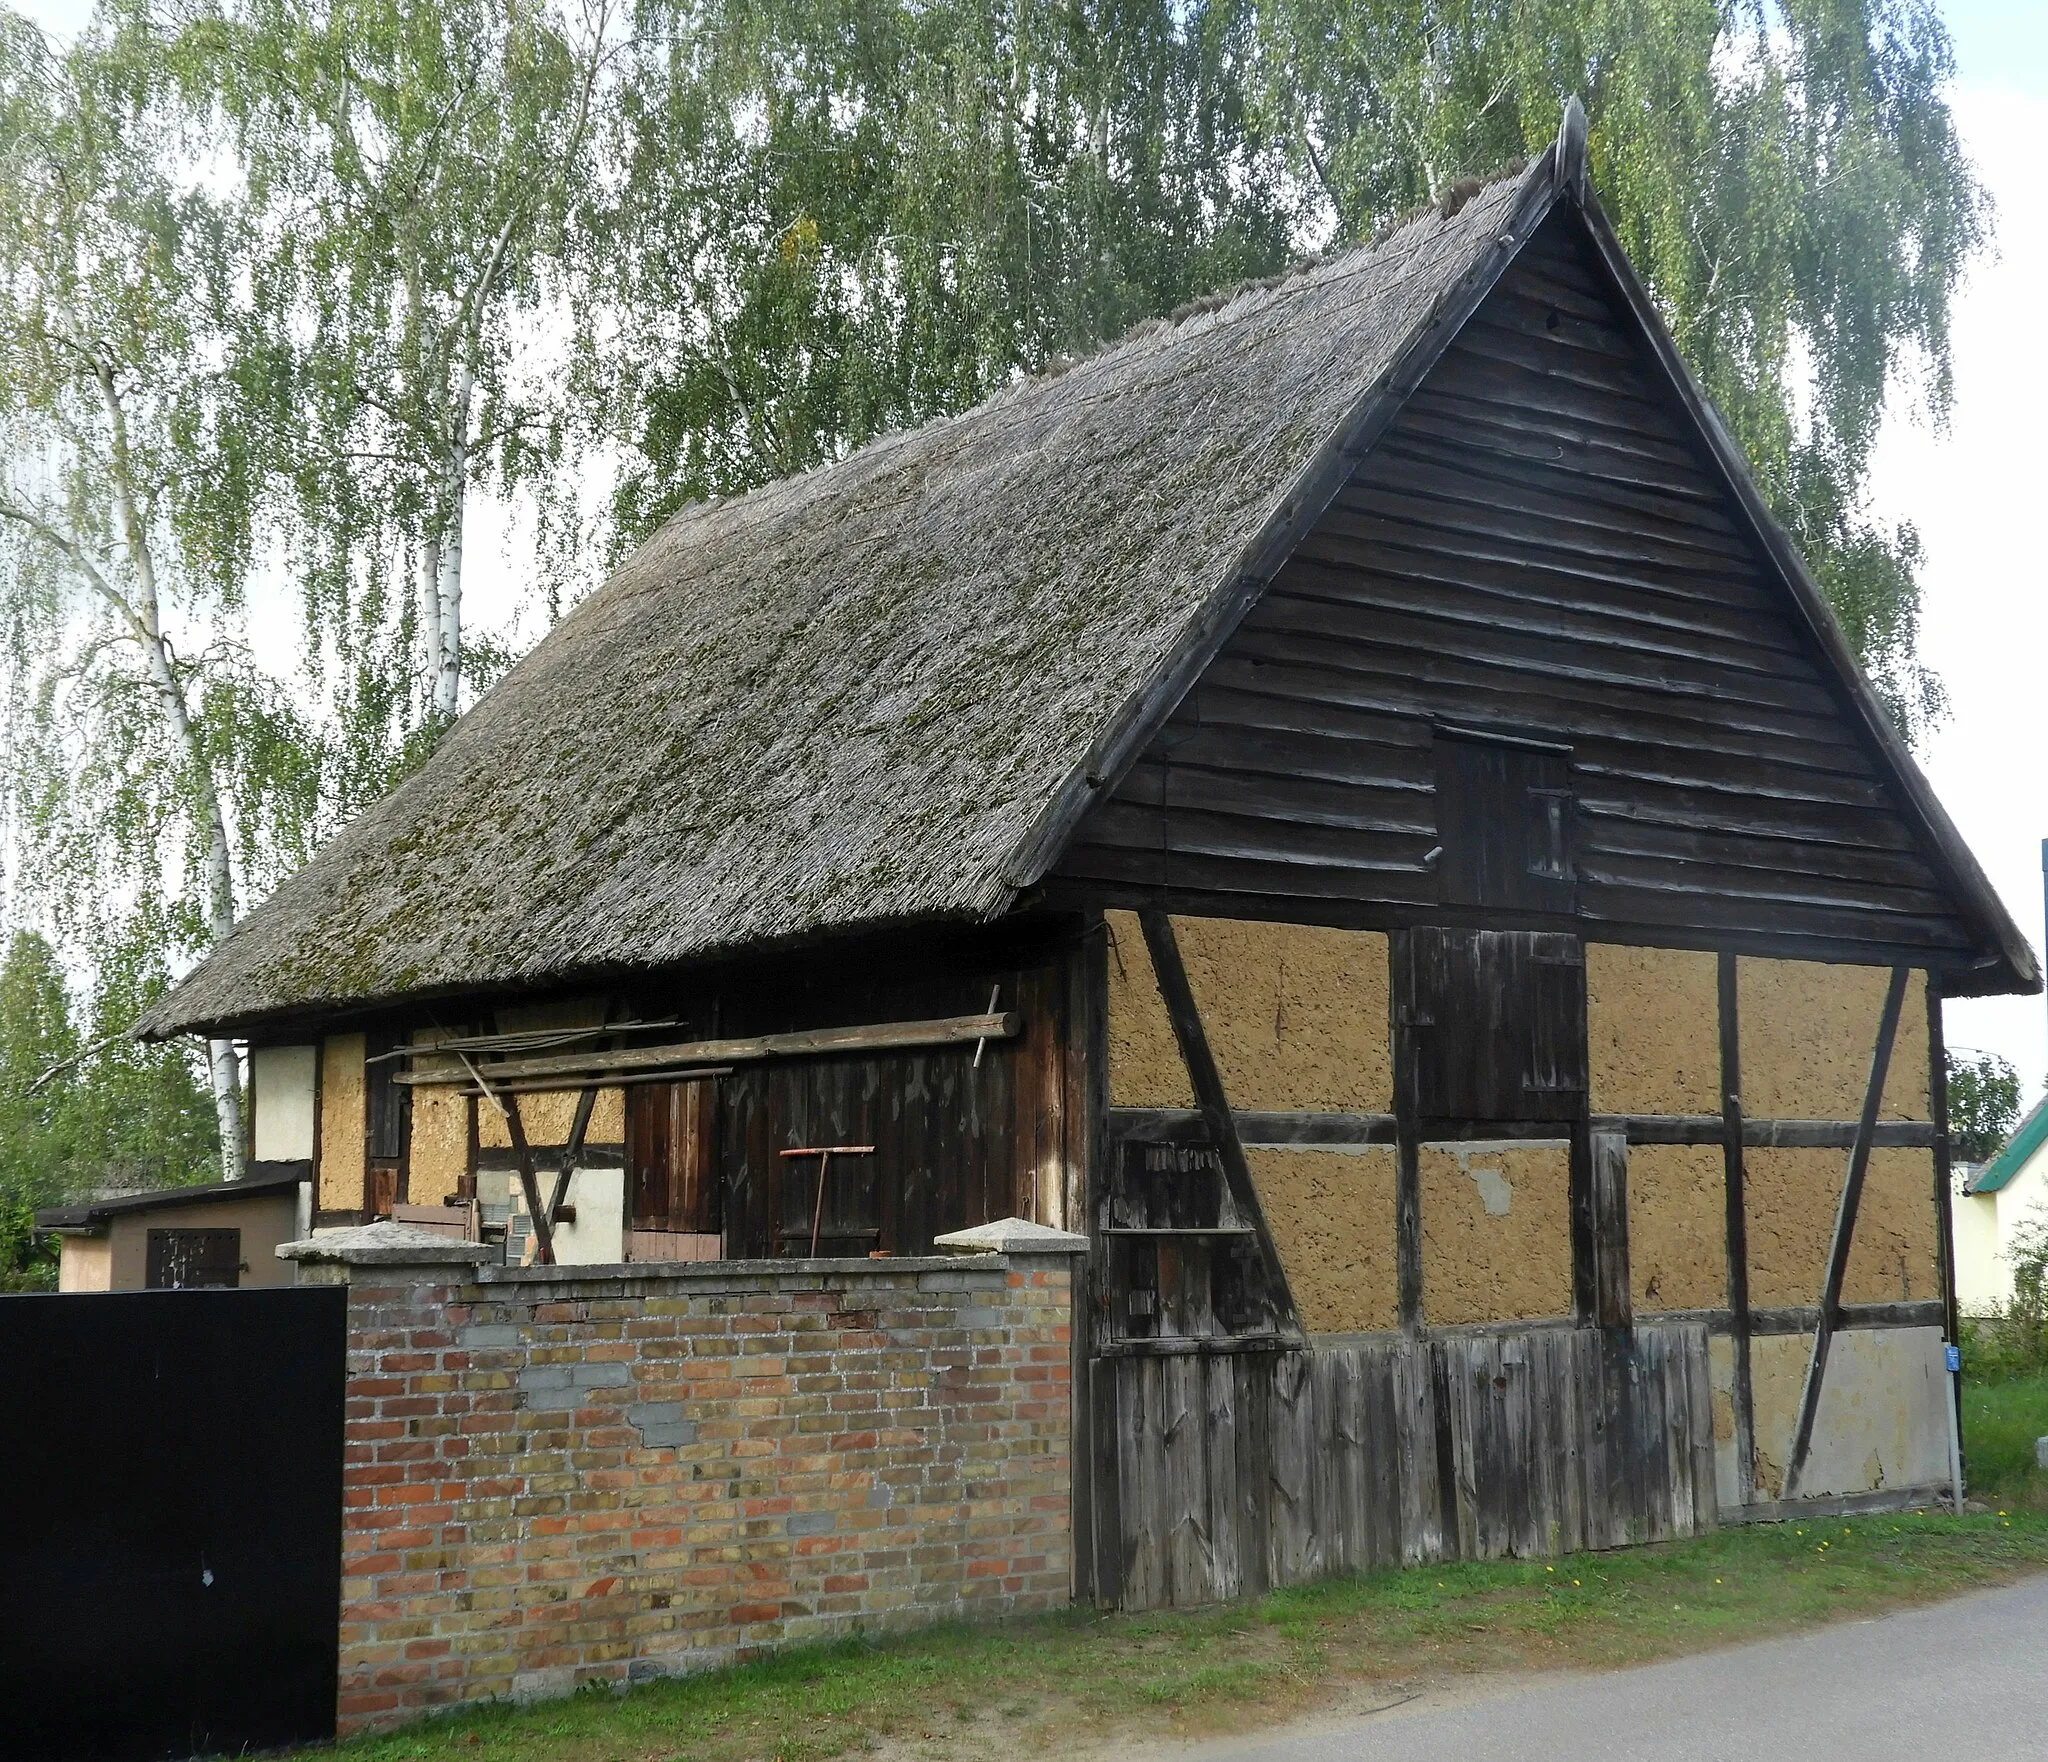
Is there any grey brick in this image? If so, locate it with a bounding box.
[516,1365,572,1392]
[787,1511,836,1536]
[570,1361,632,1388]
[628,1402,697,1447]
[461,1324,520,1349]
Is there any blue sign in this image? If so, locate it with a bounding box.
[1945,1344,1962,1374]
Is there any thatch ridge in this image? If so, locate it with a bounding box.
[142,158,1547,1038]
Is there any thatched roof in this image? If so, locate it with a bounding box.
[145,144,1561,1037]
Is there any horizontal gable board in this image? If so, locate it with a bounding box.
[1057,207,1976,967]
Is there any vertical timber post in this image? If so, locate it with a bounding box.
[1927,972,1966,1500]
[1718,953,1757,1508]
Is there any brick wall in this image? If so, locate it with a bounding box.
[326,1252,1076,1731]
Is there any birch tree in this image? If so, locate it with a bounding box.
[0,10,298,1178]
[194,0,625,733]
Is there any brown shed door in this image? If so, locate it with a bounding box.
[145,1228,244,1290]
[626,1080,719,1232]
[1397,928,1586,1124]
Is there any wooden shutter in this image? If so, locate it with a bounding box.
[627,1080,719,1232]
[1396,928,1587,1124]
[144,1228,243,1290]
[1434,730,1576,914]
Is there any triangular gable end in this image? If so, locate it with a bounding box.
[1046,148,2036,996]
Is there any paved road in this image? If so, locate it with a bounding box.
[1191,1576,2048,1762]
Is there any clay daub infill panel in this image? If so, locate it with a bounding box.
[318,1032,367,1214]
[1172,918,1392,1112]
[1736,960,1930,1121]
[1743,1146,1942,1307]
[1104,909,1196,1108]
[1419,1142,1573,1325]
[1628,1143,1727,1312]
[1247,1146,1399,1333]
[1586,944,1719,1115]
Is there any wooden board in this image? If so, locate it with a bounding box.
[1091,1320,1715,1609]
[1053,208,1981,973]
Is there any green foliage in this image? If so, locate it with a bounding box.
[1949,1050,2024,1168]
[592,0,1300,531]
[188,0,623,730]
[0,927,217,1289]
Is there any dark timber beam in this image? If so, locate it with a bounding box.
[1136,909,1304,1341]
[1783,966,1910,1500]
[1719,953,1757,1507]
[1927,974,1966,1492]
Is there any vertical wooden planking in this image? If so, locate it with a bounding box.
[1204,1355,1244,1602]
[1685,1324,1720,1530]
[1117,1358,1161,1611]
[1163,1354,1211,1605]
[1237,1352,1274,1597]
[1090,1357,1123,1607]
[1266,1350,1320,1586]
[1361,1345,1403,1569]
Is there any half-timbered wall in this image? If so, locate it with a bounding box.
[1056,210,1978,976]
[1099,908,1953,1524]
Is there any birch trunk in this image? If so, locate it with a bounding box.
[99,366,246,1180]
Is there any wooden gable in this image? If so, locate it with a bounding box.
[1055,207,1982,974]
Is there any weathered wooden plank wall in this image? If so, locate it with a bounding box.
[1091,1322,1714,1609]
[1053,208,1976,971]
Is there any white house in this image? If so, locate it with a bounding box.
[1952,1097,2048,1314]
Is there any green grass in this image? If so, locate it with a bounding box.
[1963,1371,2048,1509]
[333,1514,2048,1762]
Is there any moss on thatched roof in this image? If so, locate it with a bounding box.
[145,154,1563,1038]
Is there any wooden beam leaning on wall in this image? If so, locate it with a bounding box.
[393,1012,1022,1090]
[1782,966,1911,1501]
[1135,909,1304,1343]
[1719,953,1758,1508]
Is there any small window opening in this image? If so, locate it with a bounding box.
[1433,728,1577,914]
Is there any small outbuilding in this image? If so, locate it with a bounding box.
[140,105,2035,1619]
[37,1162,308,1292]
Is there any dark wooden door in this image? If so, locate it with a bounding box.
[1396,928,1586,1124]
[145,1228,243,1289]
[626,1079,719,1232]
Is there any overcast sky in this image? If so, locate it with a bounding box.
[13,0,2047,1091]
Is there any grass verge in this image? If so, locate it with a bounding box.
[336,1512,2048,1762]
[1961,1372,2048,1510]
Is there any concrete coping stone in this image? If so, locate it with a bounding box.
[278,1220,496,1265]
[933,1216,1090,1256]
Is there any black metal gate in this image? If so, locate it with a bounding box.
[0,1286,346,1761]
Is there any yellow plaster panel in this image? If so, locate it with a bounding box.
[1420,1141,1573,1326]
[318,1033,367,1214]
[1736,961,1930,1121]
[1586,944,1719,1115]
[478,1086,626,1149]
[1105,910,1195,1108]
[1627,1144,1727,1312]
[1246,1147,1398,1334]
[1173,917,1392,1112]
[1743,1146,1941,1307]
[406,1029,470,1204]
